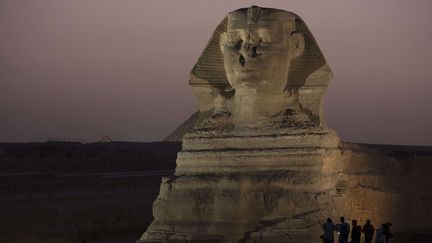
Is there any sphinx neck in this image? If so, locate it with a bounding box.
[230,86,299,123]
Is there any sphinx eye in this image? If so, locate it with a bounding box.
[259,31,278,44]
[227,32,241,43]
[225,33,243,49]
[234,40,242,50]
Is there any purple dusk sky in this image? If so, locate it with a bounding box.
[1,0,431,145]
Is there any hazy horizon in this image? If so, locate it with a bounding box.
[1,0,432,145]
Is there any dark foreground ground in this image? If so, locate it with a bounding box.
[0,141,179,243]
[0,141,431,243]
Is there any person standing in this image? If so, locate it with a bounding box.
[337,217,350,243]
[362,220,375,243]
[382,222,393,243]
[350,219,361,243]
[376,224,386,243]
[322,218,336,243]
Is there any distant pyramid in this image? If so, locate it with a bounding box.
[98,136,112,143]
[164,112,199,142]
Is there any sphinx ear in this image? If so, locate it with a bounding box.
[220,32,228,54]
[288,32,305,59]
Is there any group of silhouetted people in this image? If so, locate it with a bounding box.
[321,217,393,243]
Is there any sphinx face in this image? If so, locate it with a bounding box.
[220,9,301,95]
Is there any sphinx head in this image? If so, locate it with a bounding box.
[190,6,331,126]
[220,6,305,95]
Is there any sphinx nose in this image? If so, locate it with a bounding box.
[240,37,261,58]
[240,42,261,58]
[239,42,260,66]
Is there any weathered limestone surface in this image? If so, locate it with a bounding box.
[338,143,432,235]
[139,142,432,243]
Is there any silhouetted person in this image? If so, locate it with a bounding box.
[376,224,386,243]
[350,219,361,243]
[322,218,336,243]
[336,217,350,243]
[382,222,393,242]
[362,219,375,243]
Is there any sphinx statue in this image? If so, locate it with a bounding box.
[182,6,339,158]
[189,6,333,132]
[139,6,342,243]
